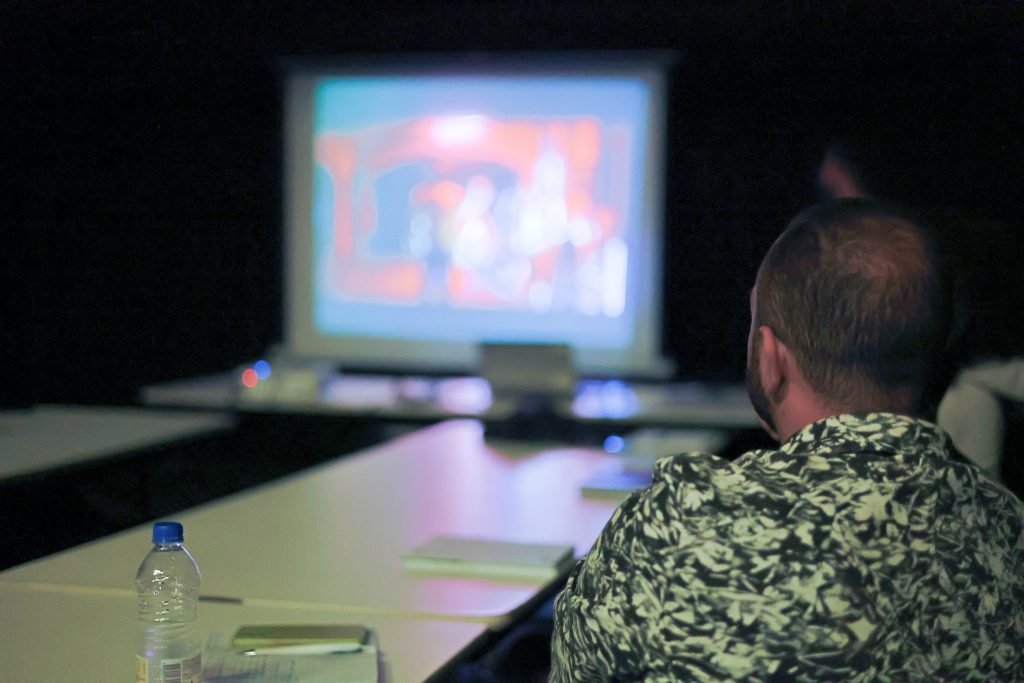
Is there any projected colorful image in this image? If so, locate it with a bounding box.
[311,76,651,349]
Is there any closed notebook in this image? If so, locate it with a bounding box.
[205,631,377,683]
[402,536,576,581]
[231,624,370,648]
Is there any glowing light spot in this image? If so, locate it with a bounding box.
[253,360,272,380]
[431,115,487,145]
[241,368,259,388]
[599,380,639,418]
[604,434,626,453]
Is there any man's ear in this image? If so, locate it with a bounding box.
[756,325,786,401]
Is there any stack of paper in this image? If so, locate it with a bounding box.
[402,535,576,582]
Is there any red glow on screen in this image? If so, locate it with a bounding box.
[241,368,259,388]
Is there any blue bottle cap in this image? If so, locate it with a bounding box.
[152,521,184,544]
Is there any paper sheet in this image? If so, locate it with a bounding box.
[202,632,379,683]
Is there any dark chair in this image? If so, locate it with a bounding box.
[999,397,1024,500]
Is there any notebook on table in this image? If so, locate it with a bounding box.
[402,535,576,582]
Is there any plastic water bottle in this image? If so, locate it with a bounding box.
[135,521,202,683]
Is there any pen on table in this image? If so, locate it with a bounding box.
[241,643,363,656]
[199,594,244,605]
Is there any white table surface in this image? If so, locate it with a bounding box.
[2,419,619,627]
[0,582,486,683]
[0,404,235,480]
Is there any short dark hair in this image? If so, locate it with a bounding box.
[755,198,958,416]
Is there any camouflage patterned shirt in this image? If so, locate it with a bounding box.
[550,413,1024,682]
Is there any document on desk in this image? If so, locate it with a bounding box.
[580,427,729,501]
[203,632,379,683]
[402,535,575,582]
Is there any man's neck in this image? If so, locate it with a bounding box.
[772,390,842,443]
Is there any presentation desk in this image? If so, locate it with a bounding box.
[0,582,486,683]
[1,419,621,629]
[142,370,759,429]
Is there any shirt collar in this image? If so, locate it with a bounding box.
[779,412,949,458]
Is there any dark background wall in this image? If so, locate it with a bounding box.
[4,2,1022,406]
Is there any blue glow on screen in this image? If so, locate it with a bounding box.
[253,360,272,379]
[309,75,652,351]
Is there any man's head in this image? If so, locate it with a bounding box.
[747,198,957,441]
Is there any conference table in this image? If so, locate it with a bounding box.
[0,582,486,683]
[1,419,623,681]
[0,404,235,481]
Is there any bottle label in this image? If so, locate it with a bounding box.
[135,653,202,683]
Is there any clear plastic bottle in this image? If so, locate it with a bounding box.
[135,521,202,683]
